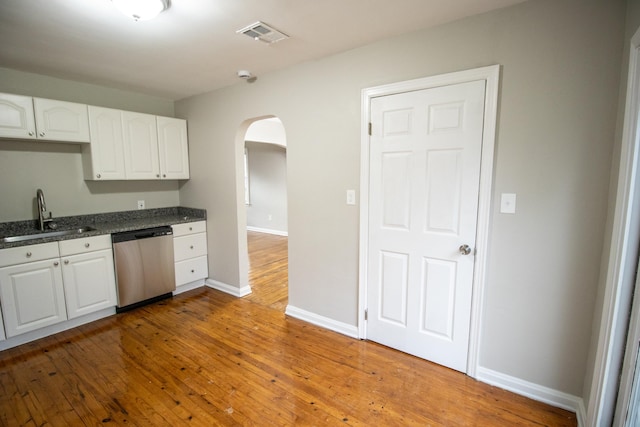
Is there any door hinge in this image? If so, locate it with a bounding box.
[368,122,372,136]
[364,309,368,320]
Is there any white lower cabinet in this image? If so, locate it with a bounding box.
[172,221,208,291]
[0,256,67,338]
[0,236,117,340]
[175,256,208,286]
[59,235,116,319]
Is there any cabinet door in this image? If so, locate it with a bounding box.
[0,259,67,338]
[157,116,190,179]
[0,93,36,139]
[33,98,90,142]
[61,249,116,319]
[122,111,160,179]
[86,106,126,180]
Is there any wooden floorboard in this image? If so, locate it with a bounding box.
[0,287,577,426]
[0,232,577,425]
[245,231,288,311]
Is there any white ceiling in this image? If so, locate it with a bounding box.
[0,0,524,100]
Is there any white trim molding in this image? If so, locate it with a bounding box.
[477,367,585,425]
[173,280,205,295]
[358,65,500,379]
[0,307,115,351]
[285,305,359,339]
[246,226,288,236]
[206,279,252,297]
[587,28,640,427]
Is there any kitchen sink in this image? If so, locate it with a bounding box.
[1,226,97,243]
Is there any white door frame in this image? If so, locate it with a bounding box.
[589,27,640,426]
[358,65,500,377]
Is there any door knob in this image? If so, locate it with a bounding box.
[459,244,472,255]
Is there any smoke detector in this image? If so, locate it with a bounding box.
[237,21,289,44]
[237,70,257,83]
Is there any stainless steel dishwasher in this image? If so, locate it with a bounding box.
[112,226,175,312]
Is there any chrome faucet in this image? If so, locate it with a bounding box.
[36,188,55,231]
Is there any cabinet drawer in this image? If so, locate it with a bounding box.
[173,233,207,262]
[59,235,112,256]
[175,256,208,286]
[172,221,206,237]
[0,242,59,268]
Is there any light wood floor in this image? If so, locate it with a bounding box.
[0,232,577,426]
[245,231,288,311]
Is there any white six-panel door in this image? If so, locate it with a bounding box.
[366,80,486,372]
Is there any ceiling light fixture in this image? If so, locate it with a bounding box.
[112,0,170,21]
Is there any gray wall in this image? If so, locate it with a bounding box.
[176,0,625,397]
[245,141,288,233]
[0,67,180,221]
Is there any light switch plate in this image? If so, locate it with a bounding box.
[500,193,516,214]
[346,190,356,205]
[137,200,145,210]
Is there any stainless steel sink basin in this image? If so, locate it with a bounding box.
[1,226,97,243]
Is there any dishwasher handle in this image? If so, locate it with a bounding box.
[135,230,160,239]
[112,226,173,244]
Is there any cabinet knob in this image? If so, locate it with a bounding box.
[156,174,160,178]
[85,243,90,248]
[39,132,45,137]
[26,251,32,258]
[28,131,34,136]
[163,174,166,178]
[189,227,193,231]
[190,245,194,249]
[191,269,195,273]
[96,174,101,179]
[53,261,59,267]
[64,260,69,265]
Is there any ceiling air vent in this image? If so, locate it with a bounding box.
[237,21,289,44]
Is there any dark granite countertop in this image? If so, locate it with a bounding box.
[0,207,206,250]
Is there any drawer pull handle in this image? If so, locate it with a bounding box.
[26,251,32,258]
[85,243,90,248]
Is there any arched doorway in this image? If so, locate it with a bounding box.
[236,116,288,310]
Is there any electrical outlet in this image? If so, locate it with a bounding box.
[137,200,145,210]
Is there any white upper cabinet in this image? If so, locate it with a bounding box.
[84,106,126,180]
[0,93,90,143]
[33,98,90,143]
[122,111,161,180]
[157,117,190,179]
[0,93,37,139]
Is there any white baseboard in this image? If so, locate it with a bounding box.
[206,279,252,297]
[476,366,585,425]
[246,226,288,236]
[285,305,359,339]
[0,307,115,351]
[173,279,205,295]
